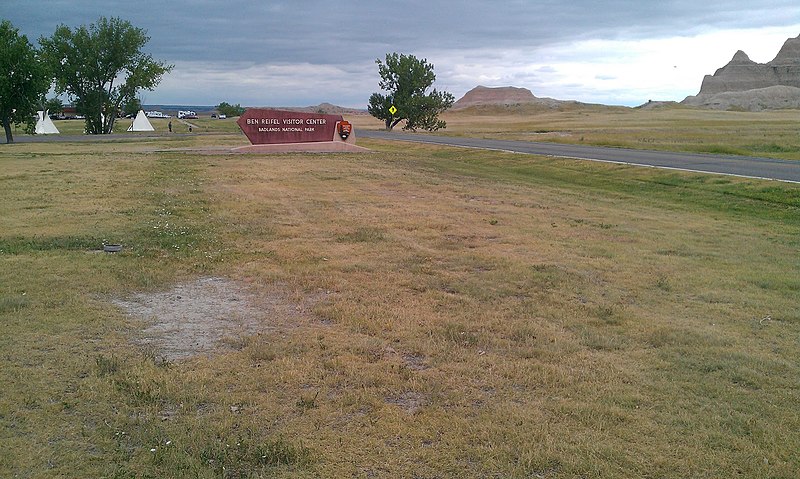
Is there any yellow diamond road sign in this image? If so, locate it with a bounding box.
[389,105,397,115]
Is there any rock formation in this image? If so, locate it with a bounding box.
[682,35,800,110]
[452,85,571,109]
[453,86,537,107]
[276,103,366,115]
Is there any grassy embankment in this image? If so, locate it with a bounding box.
[438,104,800,160]
[25,105,800,160]
[1,111,799,477]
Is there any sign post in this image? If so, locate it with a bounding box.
[234,108,367,153]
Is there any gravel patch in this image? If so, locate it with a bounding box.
[112,277,305,361]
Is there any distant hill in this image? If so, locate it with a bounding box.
[265,103,367,115]
[143,103,366,117]
[453,86,536,107]
[452,85,565,109]
[682,35,800,110]
[451,85,607,111]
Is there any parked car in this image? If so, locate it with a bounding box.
[177,110,198,119]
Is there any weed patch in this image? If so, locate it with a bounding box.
[0,235,107,254]
[336,227,386,243]
[0,295,29,313]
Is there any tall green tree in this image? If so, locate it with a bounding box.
[368,53,454,131]
[122,97,143,118]
[0,20,50,144]
[43,97,64,117]
[39,16,172,134]
[216,102,246,117]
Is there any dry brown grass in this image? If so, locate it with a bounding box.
[1,122,798,477]
[203,140,798,476]
[442,105,800,159]
[351,104,800,160]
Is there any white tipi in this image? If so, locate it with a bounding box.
[35,110,60,134]
[128,110,154,132]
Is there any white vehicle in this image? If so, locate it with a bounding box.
[177,110,197,119]
[145,111,170,118]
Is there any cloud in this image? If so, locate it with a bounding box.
[3,1,800,106]
[157,61,376,107]
[430,25,800,106]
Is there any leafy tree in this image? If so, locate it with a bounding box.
[0,20,50,144]
[122,97,143,117]
[43,97,64,116]
[216,101,246,117]
[39,16,172,134]
[368,53,454,131]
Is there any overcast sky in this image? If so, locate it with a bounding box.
[3,1,800,107]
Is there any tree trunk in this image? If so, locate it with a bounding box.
[385,118,392,130]
[2,116,13,144]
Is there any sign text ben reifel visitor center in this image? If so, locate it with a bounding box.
[237,109,345,145]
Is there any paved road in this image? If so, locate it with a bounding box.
[360,130,800,183]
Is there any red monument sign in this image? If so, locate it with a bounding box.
[237,109,344,145]
[233,108,366,153]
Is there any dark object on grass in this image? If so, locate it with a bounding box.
[103,244,122,253]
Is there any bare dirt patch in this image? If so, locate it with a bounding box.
[385,391,427,414]
[112,277,310,361]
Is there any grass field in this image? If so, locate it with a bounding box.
[28,116,243,136]
[1,110,799,477]
[437,105,800,161]
[21,104,800,161]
